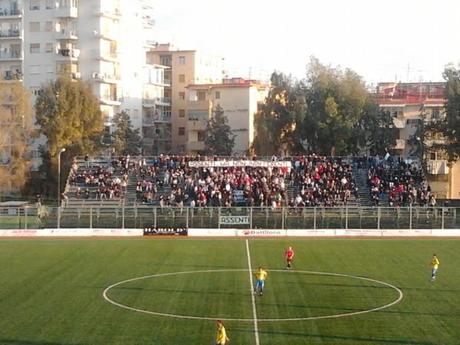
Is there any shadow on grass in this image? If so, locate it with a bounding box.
[110,286,249,297]
[0,340,82,345]
[231,328,436,345]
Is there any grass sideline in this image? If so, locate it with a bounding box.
[0,238,458,344]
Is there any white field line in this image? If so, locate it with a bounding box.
[102,269,404,322]
[245,239,260,345]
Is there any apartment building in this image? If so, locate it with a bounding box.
[377,82,460,199]
[186,78,269,155]
[147,44,225,153]
[0,0,167,177]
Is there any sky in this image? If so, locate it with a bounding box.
[154,0,460,85]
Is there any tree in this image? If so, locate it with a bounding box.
[359,107,398,156]
[111,111,142,155]
[205,105,235,156]
[252,72,305,155]
[300,57,374,155]
[428,65,460,162]
[35,76,104,197]
[253,58,380,157]
[0,80,34,193]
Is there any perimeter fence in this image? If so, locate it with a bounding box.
[0,206,458,230]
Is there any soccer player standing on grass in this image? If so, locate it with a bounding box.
[430,254,440,281]
[254,267,268,296]
[284,246,295,269]
[215,320,229,345]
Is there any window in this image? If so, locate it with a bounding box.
[45,42,53,53]
[178,127,185,136]
[29,65,40,74]
[178,56,186,65]
[178,74,185,83]
[197,91,206,101]
[215,91,221,99]
[179,91,185,100]
[179,109,185,118]
[45,0,54,9]
[44,21,53,32]
[29,0,40,10]
[29,22,40,32]
[197,131,205,141]
[30,43,40,54]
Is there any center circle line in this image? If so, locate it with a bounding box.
[102,269,403,322]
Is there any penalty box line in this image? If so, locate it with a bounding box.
[245,239,261,345]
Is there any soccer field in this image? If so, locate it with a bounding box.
[0,238,459,345]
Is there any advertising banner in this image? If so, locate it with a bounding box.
[188,160,291,168]
[143,227,188,236]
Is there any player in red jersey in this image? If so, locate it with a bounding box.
[284,246,295,269]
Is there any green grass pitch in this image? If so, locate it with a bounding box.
[0,238,459,345]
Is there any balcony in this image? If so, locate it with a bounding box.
[187,141,205,152]
[54,29,78,40]
[54,6,78,18]
[97,8,122,20]
[0,69,22,82]
[142,113,172,125]
[100,95,121,106]
[92,72,119,84]
[0,51,22,61]
[0,29,21,40]
[98,52,119,63]
[0,7,22,19]
[142,97,171,107]
[427,160,449,175]
[188,119,207,131]
[97,31,119,42]
[56,48,80,61]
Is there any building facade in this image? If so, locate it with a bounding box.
[0,0,168,175]
[186,78,269,155]
[377,82,460,199]
[147,44,224,153]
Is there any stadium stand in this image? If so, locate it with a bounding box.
[63,155,363,208]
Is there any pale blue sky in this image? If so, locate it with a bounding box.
[154,0,460,84]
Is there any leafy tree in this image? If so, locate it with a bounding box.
[205,105,235,156]
[35,76,103,197]
[359,107,398,156]
[428,65,460,162]
[300,57,373,155]
[0,80,34,193]
[111,111,142,155]
[252,72,304,155]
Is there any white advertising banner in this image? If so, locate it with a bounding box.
[287,229,337,237]
[0,229,143,237]
[188,160,292,168]
[188,228,237,237]
[236,229,287,237]
[219,216,250,225]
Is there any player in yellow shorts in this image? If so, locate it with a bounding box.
[215,320,230,345]
[254,266,268,296]
[430,254,440,281]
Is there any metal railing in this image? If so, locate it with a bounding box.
[0,206,458,230]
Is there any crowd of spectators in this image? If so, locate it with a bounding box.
[367,159,435,207]
[127,154,357,208]
[289,156,358,207]
[68,158,128,200]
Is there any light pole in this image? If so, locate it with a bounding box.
[57,147,66,228]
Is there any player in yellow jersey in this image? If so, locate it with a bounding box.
[430,254,440,281]
[215,320,230,345]
[253,267,268,296]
